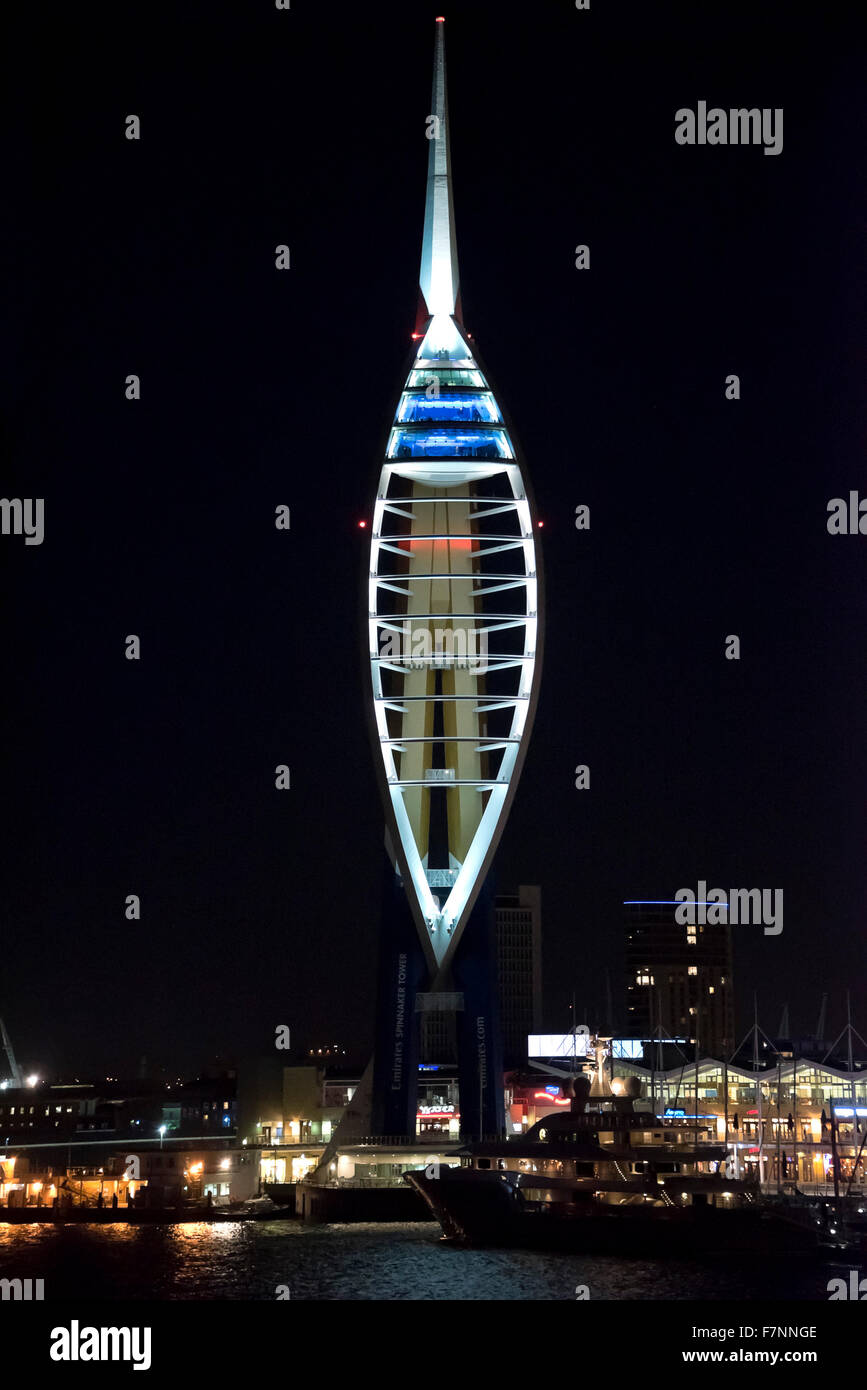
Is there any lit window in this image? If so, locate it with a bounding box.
[688,966,697,976]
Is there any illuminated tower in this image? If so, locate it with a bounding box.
[368,18,543,1137]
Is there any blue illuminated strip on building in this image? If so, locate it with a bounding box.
[388,427,512,459]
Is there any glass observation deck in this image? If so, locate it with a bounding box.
[396,392,502,425]
[408,368,485,389]
[387,427,513,460]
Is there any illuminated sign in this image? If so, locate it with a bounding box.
[418,1104,455,1116]
[527,1032,591,1059]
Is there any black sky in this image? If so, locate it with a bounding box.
[3,0,865,1078]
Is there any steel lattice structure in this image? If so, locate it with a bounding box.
[368,18,543,981]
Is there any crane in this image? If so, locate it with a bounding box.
[0,1015,22,1088]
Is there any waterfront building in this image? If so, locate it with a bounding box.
[0,1139,257,1210]
[0,1073,237,1146]
[591,1054,867,1193]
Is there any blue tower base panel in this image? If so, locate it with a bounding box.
[371,856,505,1141]
[370,854,426,1139]
[453,875,506,1141]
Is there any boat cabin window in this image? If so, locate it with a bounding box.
[476,1158,491,1170]
[574,1162,594,1177]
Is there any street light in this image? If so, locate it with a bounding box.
[158,1124,167,1150]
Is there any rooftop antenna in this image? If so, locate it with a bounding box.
[0,1016,23,1088]
[816,992,828,1042]
[778,1002,789,1038]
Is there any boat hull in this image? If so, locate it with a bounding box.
[405,1169,830,1258]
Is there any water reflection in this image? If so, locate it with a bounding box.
[0,1221,836,1301]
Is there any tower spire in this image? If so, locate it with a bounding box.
[419,17,460,321]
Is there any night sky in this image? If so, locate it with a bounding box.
[3,0,865,1079]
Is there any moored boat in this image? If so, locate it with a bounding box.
[405,1060,843,1258]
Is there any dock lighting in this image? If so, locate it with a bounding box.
[219,1159,230,1170]
[25,1074,39,1087]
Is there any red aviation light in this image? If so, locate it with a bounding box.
[358,520,367,528]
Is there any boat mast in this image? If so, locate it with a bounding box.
[754,995,765,1187]
[694,1003,700,1150]
[723,1054,730,1175]
[775,1051,782,1193]
[649,988,656,1119]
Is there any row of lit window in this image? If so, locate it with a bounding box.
[0,1105,73,1116]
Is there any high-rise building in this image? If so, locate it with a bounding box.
[496,886,542,1065]
[624,902,735,1057]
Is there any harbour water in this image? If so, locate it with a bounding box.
[0,1220,846,1300]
